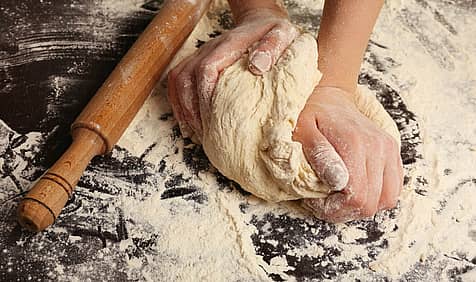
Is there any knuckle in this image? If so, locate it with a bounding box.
[196,61,208,73]
[367,132,395,153]
[175,70,189,84]
[347,131,363,146]
[268,22,299,44]
[197,60,215,75]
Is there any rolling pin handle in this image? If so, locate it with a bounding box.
[17,128,105,232]
[17,0,211,232]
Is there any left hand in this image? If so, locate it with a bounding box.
[167,8,299,141]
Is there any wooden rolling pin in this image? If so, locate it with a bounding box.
[17,0,211,232]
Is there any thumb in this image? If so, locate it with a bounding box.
[293,117,349,191]
[248,23,299,75]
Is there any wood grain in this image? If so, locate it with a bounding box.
[17,0,211,232]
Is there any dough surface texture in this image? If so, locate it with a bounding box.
[201,33,400,202]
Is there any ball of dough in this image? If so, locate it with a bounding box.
[200,33,400,202]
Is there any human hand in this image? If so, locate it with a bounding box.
[293,86,403,223]
[167,8,299,140]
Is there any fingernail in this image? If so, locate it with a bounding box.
[323,164,349,191]
[249,51,271,75]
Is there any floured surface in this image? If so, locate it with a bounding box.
[0,0,475,281]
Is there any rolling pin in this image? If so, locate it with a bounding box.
[17,0,211,232]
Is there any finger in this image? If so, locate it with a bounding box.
[168,54,191,122]
[302,137,369,222]
[248,23,300,75]
[363,157,384,217]
[174,56,203,137]
[168,54,195,137]
[293,113,349,191]
[192,24,280,121]
[397,153,404,193]
[303,163,368,223]
[172,40,225,138]
[303,192,361,223]
[194,39,251,120]
[378,167,400,211]
[178,36,247,136]
[378,146,404,211]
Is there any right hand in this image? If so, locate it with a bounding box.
[293,86,404,223]
[167,8,299,141]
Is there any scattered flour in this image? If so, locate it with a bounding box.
[116,0,476,280]
[0,0,474,281]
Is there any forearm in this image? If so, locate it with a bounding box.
[317,0,384,93]
[227,0,287,23]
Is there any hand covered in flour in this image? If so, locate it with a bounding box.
[293,86,404,223]
[167,5,299,140]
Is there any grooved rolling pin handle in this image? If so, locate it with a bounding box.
[17,0,211,232]
[17,128,105,232]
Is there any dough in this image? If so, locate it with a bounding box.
[201,33,400,202]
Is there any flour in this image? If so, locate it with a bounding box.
[1,0,475,281]
[359,0,476,276]
[119,183,269,281]
[117,0,475,280]
[116,0,476,280]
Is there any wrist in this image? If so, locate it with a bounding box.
[317,74,358,94]
[229,1,288,24]
[314,84,356,103]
